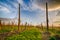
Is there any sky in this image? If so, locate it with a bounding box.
[0,0,60,26]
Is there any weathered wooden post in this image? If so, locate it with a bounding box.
[42,2,51,40]
[25,22,27,30]
[46,2,49,31]
[3,21,5,26]
[52,24,54,32]
[41,23,43,31]
[18,3,20,32]
[0,20,1,30]
[27,24,29,30]
[11,22,14,31]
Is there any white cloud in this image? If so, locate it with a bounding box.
[0,5,10,13]
[16,0,60,25]
[16,0,41,11]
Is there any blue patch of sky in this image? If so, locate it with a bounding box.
[0,0,18,18]
[0,0,17,9]
[23,0,31,6]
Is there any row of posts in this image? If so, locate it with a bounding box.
[17,2,49,32]
[0,3,53,32]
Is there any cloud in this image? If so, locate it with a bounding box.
[0,5,10,13]
[56,11,60,16]
[0,0,18,18]
[32,0,60,11]
[16,0,60,25]
[17,0,41,12]
[17,0,60,11]
[0,0,60,25]
[17,0,29,10]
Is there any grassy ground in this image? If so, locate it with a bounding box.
[0,25,60,40]
[0,25,18,33]
[5,29,42,40]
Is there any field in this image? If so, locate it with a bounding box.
[0,25,60,40]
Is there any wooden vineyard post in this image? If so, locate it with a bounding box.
[0,20,1,30]
[41,23,43,31]
[46,2,49,31]
[18,3,20,32]
[25,22,27,30]
[12,22,14,31]
[42,2,51,40]
[52,24,53,32]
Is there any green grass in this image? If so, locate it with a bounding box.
[0,25,60,40]
[5,29,42,40]
[49,36,56,40]
[0,25,18,33]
